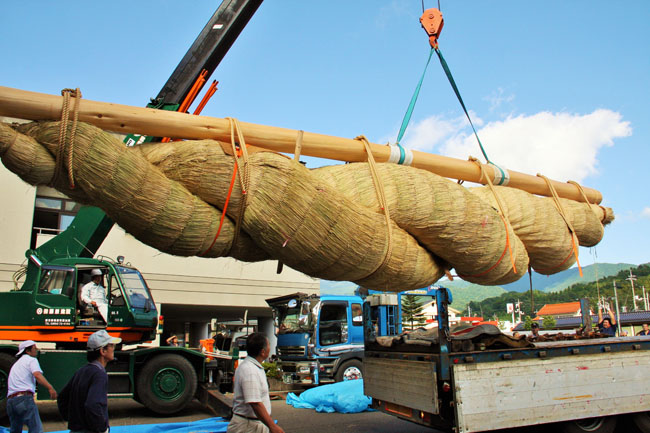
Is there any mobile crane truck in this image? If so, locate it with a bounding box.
[363,286,650,433]
[0,0,263,418]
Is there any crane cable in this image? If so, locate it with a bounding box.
[397,3,509,184]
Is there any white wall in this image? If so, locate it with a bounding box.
[0,164,37,292]
[96,224,319,308]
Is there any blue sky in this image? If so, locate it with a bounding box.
[2,1,648,287]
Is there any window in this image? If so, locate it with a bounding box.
[31,190,82,249]
[39,268,74,297]
[117,266,154,311]
[319,303,348,346]
[351,303,363,326]
[109,274,125,306]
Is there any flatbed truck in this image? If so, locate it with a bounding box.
[363,287,650,433]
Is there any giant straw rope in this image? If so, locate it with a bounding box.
[0,120,613,291]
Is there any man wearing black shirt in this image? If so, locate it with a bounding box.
[57,330,121,433]
[597,304,617,337]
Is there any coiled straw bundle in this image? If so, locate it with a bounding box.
[0,120,613,291]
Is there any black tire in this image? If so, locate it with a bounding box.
[334,359,363,382]
[0,353,16,419]
[629,411,650,433]
[136,354,197,415]
[561,416,617,433]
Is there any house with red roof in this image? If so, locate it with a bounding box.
[534,301,589,320]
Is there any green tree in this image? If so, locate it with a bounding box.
[401,295,426,330]
[542,315,557,330]
[523,316,533,331]
[455,263,650,320]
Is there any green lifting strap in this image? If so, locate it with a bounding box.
[395,47,436,163]
[435,48,507,184]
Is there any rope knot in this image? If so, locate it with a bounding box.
[56,87,83,189]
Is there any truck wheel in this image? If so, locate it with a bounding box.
[561,416,617,433]
[0,353,16,419]
[136,354,197,415]
[335,359,363,382]
[629,411,650,433]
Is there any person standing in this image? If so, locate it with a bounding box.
[57,330,121,433]
[6,340,57,433]
[81,269,109,323]
[227,333,284,433]
[597,303,617,337]
[166,335,180,346]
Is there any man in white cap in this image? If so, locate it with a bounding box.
[6,340,57,433]
[81,269,108,323]
[57,330,121,433]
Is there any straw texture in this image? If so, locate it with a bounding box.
[0,120,614,290]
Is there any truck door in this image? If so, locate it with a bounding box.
[106,270,128,326]
[350,302,364,344]
[34,265,76,327]
[317,302,349,347]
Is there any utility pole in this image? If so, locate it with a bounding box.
[626,269,638,311]
[613,281,622,336]
[644,286,648,311]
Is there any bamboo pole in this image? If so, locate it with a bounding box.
[0,85,602,203]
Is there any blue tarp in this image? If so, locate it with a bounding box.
[286,379,371,413]
[0,417,229,433]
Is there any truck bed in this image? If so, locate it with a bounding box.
[365,336,650,432]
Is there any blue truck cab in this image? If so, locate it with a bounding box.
[267,292,380,385]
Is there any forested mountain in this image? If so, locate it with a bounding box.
[464,263,650,320]
[444,263,632,294]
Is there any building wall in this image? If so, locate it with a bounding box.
[0,165,36,266]
[0,164,37,294]
[96,225,319,310]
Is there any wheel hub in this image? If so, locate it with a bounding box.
[574,418,604,431]
[343,366,362,381]
[152,367,185,399]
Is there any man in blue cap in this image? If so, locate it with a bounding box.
[6,340,57,433]
[57,330,121,433]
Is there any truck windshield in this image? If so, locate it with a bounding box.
[276,300,318,334]
[116,266,155,311]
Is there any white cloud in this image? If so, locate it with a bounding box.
[484,87,515,113]
[642,207,650,219]
[402,109,632,183]
[375,1,416,28]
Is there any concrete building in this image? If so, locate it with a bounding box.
[0,137,319,353]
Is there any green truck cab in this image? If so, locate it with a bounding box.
[0,256,158,345]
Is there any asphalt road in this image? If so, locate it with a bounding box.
[6,397,632,433]
[28,397,436,433]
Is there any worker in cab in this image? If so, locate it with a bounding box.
[81,269,109,323]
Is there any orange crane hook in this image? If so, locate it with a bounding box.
[420,8,444,49]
